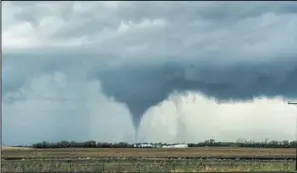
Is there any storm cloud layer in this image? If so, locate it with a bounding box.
[2,2,297,145]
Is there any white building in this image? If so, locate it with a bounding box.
[162,144,188,148]
[133,143,153,148]
[172,144,188,148]
[133,143,188,148]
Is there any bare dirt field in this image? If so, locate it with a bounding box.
[2,146,32,150]
[2,147,295,159]
[2,147,295,172]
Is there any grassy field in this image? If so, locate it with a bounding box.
[2,147,296,172]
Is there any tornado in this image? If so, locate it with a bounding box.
[94,58,297,132]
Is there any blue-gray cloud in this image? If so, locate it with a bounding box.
[2,1,297,145]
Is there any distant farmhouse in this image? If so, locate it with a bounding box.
[133,143,188,148]
[133,143,153,148]
[162,144,188,148]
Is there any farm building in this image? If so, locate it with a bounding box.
[162,144,188,148]
[133,143,153,148]
[133,143,188,148]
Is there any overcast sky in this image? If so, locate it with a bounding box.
[2,1,297,146]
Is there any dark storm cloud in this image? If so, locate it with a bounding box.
[4,54,296,131]
[91,57,297,130]
[2,1,297,137]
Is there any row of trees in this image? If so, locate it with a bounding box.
[188,139,296,148]
[31,139,297,149]
[32,141,132,148]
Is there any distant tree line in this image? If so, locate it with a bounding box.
[32,141,133,148]
[30,139,297,149]
[187,139,296,148]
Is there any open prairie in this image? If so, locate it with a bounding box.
[2,147,296,172]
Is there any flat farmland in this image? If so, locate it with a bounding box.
[2,147,295,160]
[2,147,296,172]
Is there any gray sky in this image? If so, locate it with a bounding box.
[2,1,297,145]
